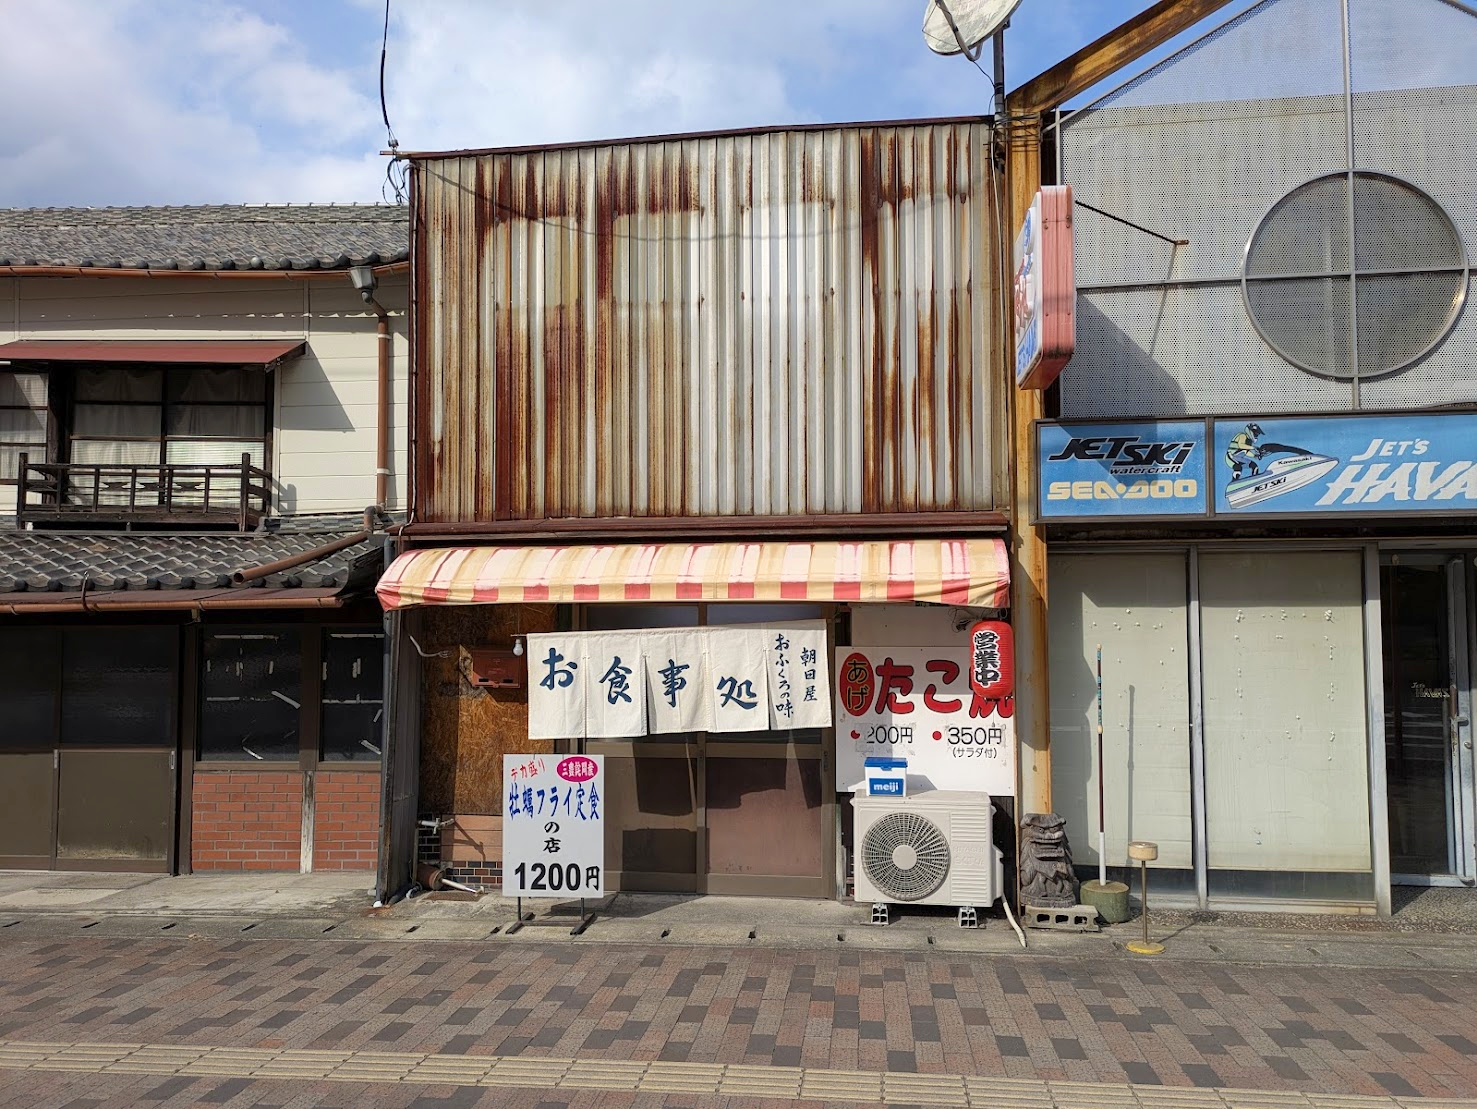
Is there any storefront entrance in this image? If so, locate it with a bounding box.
[589,733,828,897]
[1382,554,1476,884]
[0,626,178,872]
[583,604,833,898]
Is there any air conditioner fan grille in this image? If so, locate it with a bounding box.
[861,811,951,902]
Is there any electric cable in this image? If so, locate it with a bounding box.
[380,0,408,204]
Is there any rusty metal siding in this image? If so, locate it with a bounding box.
[414,121,1000,524]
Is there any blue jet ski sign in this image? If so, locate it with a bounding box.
[1218,422,1339,510]
[1038,413,1477,521]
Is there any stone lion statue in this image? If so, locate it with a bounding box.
[1020,813,1077,908]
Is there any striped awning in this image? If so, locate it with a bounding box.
[376,539,1009,611]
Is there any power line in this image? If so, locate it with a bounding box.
[380,0,407,204]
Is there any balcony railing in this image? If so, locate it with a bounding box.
[16,453,271,531]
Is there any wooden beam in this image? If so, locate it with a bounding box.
[1005,118,1052,818]
[1008,0,1240,115]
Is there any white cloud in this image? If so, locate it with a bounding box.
[379,0,811,153]
[191,8,375,140]
[0,0,381,206]
[0,0,1123,207]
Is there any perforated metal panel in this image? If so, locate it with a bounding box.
[1060,0,1477,418]
[1353,174,1467,270]
[1075,286,1350,418]
[1064,0,1349,293]
[1244,276,1355,377]
[1245,176,1350,276]
[1357,271,1468,373]
[1243,170,1466,379]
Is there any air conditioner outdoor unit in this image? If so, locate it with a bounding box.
[852,789,1003,926]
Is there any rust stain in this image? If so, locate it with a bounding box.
[883,129,904,511]
[491,160,515,521]
[414,122,999,526]
[859,129,882,514]
[411,167,435,518]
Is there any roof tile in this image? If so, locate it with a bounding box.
[0,205,408,273]
[0,529,381,595]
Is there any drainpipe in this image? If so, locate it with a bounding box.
[348,265,393,510]
[231,506,378,584]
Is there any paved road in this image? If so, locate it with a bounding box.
[1,934,1475,1107]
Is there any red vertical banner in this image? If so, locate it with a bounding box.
[968,621,1014,714]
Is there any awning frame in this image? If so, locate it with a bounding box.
[377,538,1011,612]
[0,339,307,369]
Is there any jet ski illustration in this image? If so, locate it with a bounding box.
[1223,422,1339,509]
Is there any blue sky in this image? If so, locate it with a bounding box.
[0,1,1253,207]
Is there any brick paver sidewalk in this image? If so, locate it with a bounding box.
[0,935,1474,1106]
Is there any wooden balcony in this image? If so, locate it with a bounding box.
[16,453,271,531]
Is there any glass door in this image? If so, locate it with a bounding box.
[1382,556,1475,883]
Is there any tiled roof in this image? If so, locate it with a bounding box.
[0,529,381,594]
[0,205,409,272]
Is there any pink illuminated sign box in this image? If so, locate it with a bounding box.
[1014,185,1075,391]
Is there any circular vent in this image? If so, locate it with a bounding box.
[1243,170,1468,380]
[861,811,951,902]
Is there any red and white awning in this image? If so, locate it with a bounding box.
[376,538,1009,610]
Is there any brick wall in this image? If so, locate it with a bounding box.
[313,771,382,871]
[419,814,503,889]
[191,771,302,871]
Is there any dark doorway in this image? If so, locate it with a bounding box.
[1382,557,1474,882]
[0,626,178,871]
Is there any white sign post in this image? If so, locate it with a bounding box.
[502,753,605,935]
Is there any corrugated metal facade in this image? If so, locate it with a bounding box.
[412,121,1004,525]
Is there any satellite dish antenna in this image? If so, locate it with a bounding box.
[922,0,1024,58]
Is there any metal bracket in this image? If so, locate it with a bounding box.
[503,896,597,937]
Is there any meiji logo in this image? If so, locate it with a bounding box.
[1049,435,1196,474]
[868,778,904,796]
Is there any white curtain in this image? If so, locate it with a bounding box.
[69,440,160,466]
[164,440,263,466]
[74,368,162,402]
[0,372,46,407]
[0,409,46,443]
[167,406,263,437]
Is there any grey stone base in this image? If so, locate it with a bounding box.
[1024,903,1099,932]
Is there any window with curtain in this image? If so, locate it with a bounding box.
[69,366,267,469]
[0,371,49,485]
